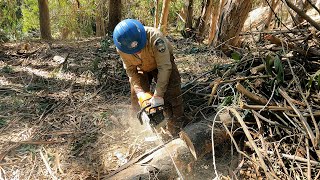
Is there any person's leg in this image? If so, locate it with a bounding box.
[163,55,188,136]
[130,73,151,114]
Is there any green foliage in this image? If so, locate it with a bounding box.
[274,55,284,84]
[0,118,7,128]
[307,69,320,90]
[265,54,273,75]
[231,52,241,61]
[21,0,39,35]
[17,144,36,154]
[0,0,206,40]
[0,0,23,40]
[1,65,14,74]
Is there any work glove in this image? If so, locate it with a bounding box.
[137,92,152,106]
[149,95,164,107]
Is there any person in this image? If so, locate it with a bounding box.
[112,19,188,136]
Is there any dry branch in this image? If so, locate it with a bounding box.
[283,0,320,31]
[236,82,272,105]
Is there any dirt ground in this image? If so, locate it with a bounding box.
[0,35,236,179]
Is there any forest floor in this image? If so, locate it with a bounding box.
[0,35,234,179]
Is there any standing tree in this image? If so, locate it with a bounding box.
[159,0,171,35]
[38,0,52,40]
[108,0,121,33]
[154,0,160,28]
[197,0,214,42]
[96,0,107,36]
[208,0,221,45]
[212,0,252,50]
[185,0,194,30]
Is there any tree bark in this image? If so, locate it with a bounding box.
[213,0,252,50]
[108,0,122,33]
[264,0,280,30]
[38,0,52,40]
[106,139,194,180]
[284,0,320,31]
[185,0,194,29]
[197,0,214,42]
[208,0,221,45]
[154,0,160,28]
[96,0,107,36]
[159,0,171,35]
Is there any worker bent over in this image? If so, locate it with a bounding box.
[112,19,188,136]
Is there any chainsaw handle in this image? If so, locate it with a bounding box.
[137,104,151,125]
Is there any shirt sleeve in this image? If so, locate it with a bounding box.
[121,59,144,94]
[153,37,172,97]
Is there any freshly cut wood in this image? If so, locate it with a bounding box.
[180,116,231,160]
[106,139,194,180]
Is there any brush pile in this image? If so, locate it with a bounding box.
[181,27,320,179]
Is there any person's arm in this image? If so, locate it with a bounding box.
[153,37,172,97]
[122,60,144,94]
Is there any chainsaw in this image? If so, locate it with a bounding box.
[136,92,165,131]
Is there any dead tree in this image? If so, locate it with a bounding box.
[211,0,252,51]
[159,0,171,34]
[208,0,222,45]
[180,0,195,38]
[197,0,214,42]
[38,0,52,40]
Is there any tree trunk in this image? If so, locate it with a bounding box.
[185,0,194,29]
[154,0,160,28]
[213,0,252,50]
[264,0,280,30]
[38,0,52,40]
[180,0,195,38]
[159,0,171,35]
[208,0,221,45]
[106,139,194,180]
[294,0,308,24]
[197,0,214,42]
[96,0,107,36]
[108,0,121,33]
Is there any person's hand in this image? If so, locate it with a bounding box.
[149,95,164,107]
[137,92,152,106]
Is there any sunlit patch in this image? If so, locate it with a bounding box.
[0,76,11,85]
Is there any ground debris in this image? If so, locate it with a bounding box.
[181,26,320,179]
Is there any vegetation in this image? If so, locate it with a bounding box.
[1,0,320,179]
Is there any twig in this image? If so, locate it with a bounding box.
[9,140,66,145]
[285,58,320,156]
[274,143,290,176]
[209,75,271,87]
[264,150,320,166]
[236,82,272,105]
[227,107,273,179]
[39,148,58,180]
[306,138,311,180]
[240,102,293,111]
[279,88,316,147]
[252,110,288,128]
[282,0,320,31]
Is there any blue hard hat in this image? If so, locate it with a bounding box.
[113,19,147,54]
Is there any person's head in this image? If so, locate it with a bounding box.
[113,19,146,54]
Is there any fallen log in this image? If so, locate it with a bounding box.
[180,112,232,160]
[105,138,194,180]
